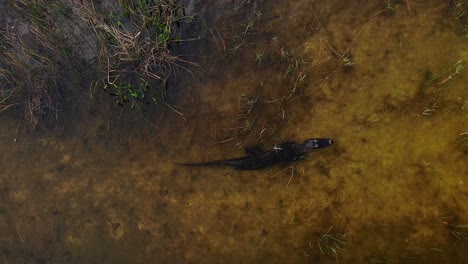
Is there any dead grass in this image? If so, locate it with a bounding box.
[0,0,196,130]
[0,1,77,130]
[76,0,197,109]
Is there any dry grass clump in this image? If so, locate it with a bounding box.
[76,0,196,109]
[0,0,196,130]
[0,1,79,130]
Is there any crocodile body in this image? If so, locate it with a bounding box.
[177,138,333,170]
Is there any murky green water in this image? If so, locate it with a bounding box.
[1,1,467,263]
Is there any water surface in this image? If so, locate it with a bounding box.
[1,1,467,263]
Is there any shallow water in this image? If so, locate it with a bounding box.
[1,0,467,263]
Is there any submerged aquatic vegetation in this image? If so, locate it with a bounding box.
[243,11,263,37]
[441,213,468,247]
[382,0,398,16]
[421,59,465,87]
[286,71,307,103]
[435,60,465,85]
[448,223,468,241]
[444,220,468,243]
[342,54,354,68]
[421,100,441,117]
[417,59,465,121]
[255,48,265,65]
[215,93,261,146]
[277,47,311,103]
[222,10,266,59]
[458,130,468,154]
[280,47,306,78]
[309,226,347,262]
[354,109,381,125]
[447,0,468,36]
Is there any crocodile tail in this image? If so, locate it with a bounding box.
[176,160,230,167]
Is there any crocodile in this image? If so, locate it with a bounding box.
[176,138,333,170]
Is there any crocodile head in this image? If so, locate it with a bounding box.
[303,138,334,150]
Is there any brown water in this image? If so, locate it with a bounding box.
[1,0,467,263]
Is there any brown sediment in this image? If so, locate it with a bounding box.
[0,0,467,263]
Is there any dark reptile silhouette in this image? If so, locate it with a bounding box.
[177,138,333,170]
